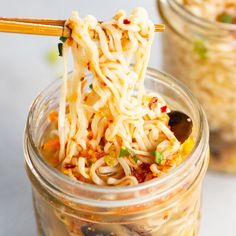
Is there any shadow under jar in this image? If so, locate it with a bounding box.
[157,0,236,173]
[24,68,209,236]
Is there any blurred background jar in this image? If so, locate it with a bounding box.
[157,0,236,173]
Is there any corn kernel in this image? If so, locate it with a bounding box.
[181,136,194,156]
[104,155,116,167]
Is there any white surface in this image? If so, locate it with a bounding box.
[0,0,235,235]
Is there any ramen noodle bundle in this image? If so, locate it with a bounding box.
[158,0,236,172]
[41,8,193,185]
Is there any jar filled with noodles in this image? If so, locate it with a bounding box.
[158,0,236,173]
[24,68,209,236]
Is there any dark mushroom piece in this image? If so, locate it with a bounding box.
[80,224,142,236]
[168,111,193,143]
[81,225,111,236]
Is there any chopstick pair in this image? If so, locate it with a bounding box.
[0,17,70,37]
[0,17,165,37]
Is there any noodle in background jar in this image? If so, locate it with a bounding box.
[158,0,236,173]
[24,68,209,236]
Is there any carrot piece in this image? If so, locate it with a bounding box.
[48,111,58,123]
[42,138,60,150]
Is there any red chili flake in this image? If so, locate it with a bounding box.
[134,173,144,183]
[163,214,169,220]
[233,17,236,24]
[94,151,106,159]
[133,163,151,183]
[164,159,173,168]
[84,95,88,101]
[123,19,131,25]
[87,132,93,140]
[67,37,73,46]
[74,172,91,183]
[144,172,154,182]
[161,105,167,113]
[64,163,76,169]
[71,137,77,143]
[148,97,158,109]
[99,137,105,146]
[87,63,91,70]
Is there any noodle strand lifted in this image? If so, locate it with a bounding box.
[42,8,190,186]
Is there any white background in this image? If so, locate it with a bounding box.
[0,0,235,235]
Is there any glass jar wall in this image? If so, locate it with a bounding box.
[24,68,209,236]
[158,0,236,173]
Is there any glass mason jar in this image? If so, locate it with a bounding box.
[24,68,209,236]
[158,0,236,173]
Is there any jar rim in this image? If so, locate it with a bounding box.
[169,0,236,31]
[24,67,209,207]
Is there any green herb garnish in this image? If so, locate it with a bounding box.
[218,13,233,24]
[46,47,58,64]
[133,155,138,163]
[119,147,129,157]
[193,40,208,60]
[59,36,68,43]
[89,84,93,89]
[58,43,63,57]
[152,151,164,165]
[119,147,138,162]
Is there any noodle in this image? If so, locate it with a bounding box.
[77,157,89,179]
[42,8,192,186]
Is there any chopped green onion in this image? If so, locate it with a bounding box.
[119,147,129,157]
[133,155,138,163]
[46,47,58,64]
[89,84,93,89]
[218,14,233,24]
[193,40,207,60]
[58,43,63,57]
[59,36,68,43]
[119,147,137,162]
[152,151,164,165]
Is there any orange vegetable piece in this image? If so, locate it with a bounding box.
[42,138,60,150]
[48,111,58,124]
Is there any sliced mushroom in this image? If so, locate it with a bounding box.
[168,111,193,143]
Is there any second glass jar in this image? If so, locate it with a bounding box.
[158,0,236,173]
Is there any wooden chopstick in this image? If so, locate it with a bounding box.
[0,17,165,37]
[0,18,70,37]
[0,17,66,26]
